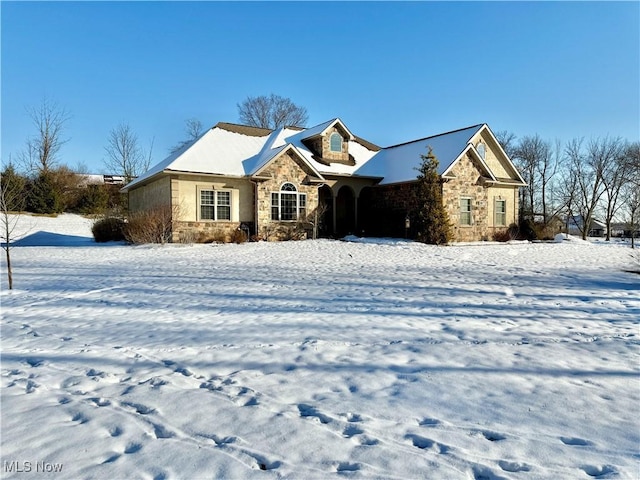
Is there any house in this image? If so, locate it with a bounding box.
[122,118,526,242]
[566,216,607,237]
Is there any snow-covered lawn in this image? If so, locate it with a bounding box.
[1,214,638,479]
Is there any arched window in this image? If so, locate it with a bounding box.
[477,142,486,160]
[271,183,307,221]
[330,133,342,152]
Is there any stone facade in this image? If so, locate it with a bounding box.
[443,153,490,242]
[304,125,353,165]
[255,151,319,240]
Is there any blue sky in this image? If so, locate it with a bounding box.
[2,1,639,174]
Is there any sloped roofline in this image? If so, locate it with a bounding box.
[384,124,484,150]
[252,143,325,181]
[298,118,355,141]
[214,122,274,137]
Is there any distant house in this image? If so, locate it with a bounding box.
[78,174,126,187]
[122,119,526,242]
[566,216,607,237]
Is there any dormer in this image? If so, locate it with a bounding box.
[298,119,356,166]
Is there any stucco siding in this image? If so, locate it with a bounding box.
[475,131,512,180]
[128,176,172,213]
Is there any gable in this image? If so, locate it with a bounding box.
[253,146,324,183]
[470,126,526,185]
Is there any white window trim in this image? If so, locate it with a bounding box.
[495,199,507,227]
[198,187,233,222]
[271,183,307,222]
[460,197,473,226]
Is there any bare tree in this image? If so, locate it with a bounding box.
[621,142,640,248]
[20,98,70,174]
[1,165,27,290]
[238,94,308,129]
[494,130,518,159]
[564,137,619,240]
[170,118,204,154]
[600,138,629,240]
[104,123,153,183]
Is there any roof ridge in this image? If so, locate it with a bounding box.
[384,124,484,149]
[214,122,274,137]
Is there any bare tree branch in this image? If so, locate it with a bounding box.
[19,98,70,174]
[238,94,308,129]
[104,123,152,183]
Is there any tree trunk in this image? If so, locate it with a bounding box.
[4,246,12,290]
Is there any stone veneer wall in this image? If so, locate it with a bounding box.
[255,151,319,240]
[305,126,351,164]
[361,152,513,242]
[443,153,491,242]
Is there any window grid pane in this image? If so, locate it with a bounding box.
[299,194,307,220]
[495,200,506,226]
[201,205,214,220]
[281,193,297,221]
[460,198,472,226]
[271,193,279,220]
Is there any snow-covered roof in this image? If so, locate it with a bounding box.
[354,124,485,184]
[123,120,520,191]
[123,120,380,191]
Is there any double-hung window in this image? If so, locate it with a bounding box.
[271,183,307,221]
[460,198,473,226]
[495,199,506,226]
[200,189,231,221]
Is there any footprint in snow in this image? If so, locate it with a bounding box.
[249,453,281,471]
[298,404,331,424]
[418,417,441,427]
[581,464,617,478]
[124,442,143,454]
[108,426,123,437]
[472,464,508,480]
[480,430,506,442]
[26,358,44,368]
[121,401,155,415]
[406,434,449,453]
[336,462,360,473]
[88,397,111,407]
[498,460,531,473]
[71,412,89,424]
[152,422,175,439]
[102,453,121,464]
[343,425,364,438]
[560,436,591,446]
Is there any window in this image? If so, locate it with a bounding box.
[495,199,506,226]
[271,183,307,221]
[477,142,486,160]
[460,198,473,226]
[330,133,342,152]
[200,189,231,221]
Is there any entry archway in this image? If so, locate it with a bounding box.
[336,185,356,237]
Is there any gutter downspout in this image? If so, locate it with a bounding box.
[251,179,259,239]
